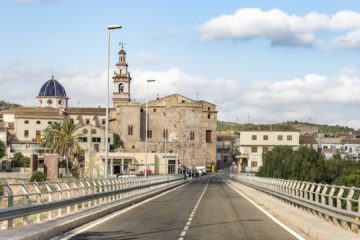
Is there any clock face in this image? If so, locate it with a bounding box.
[47,99,53,105]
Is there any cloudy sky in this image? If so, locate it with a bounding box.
[1,1,360,128]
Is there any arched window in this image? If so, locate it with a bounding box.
[119,83,124,93]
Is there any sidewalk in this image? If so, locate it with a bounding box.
[227,179,359,240]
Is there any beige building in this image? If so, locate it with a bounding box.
[109,46,217,169]
[236,125,300,172]
[0,45,217,176]
[85,152,178,177]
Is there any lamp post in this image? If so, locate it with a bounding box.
[105,24,121,178]
[145,79,156,177]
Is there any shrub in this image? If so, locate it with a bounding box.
[30,171,46,182]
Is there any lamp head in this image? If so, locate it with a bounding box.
[107,25,122,30]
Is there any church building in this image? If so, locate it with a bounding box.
[0,45,217,176]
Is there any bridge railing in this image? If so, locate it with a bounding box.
[0,175,182,230]
[229,174,360,233]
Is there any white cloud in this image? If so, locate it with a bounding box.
[135,52,159,64]
[332,30,360,48]
[199,8,360,48]
[2,65,360,129]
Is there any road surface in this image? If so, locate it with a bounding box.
[65,174,298,240]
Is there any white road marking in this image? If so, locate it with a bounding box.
[177,181,209,240]
[225,181,306,240]
[57,182,190,240]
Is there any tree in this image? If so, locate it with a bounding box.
[41,120,81,177]
[0,140,5,159]
[11,152,30,168]
[111,133,123,150]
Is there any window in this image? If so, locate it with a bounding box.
[208,114,211,119]
[251,161,258,167]
[263,135,268,140]
[287,135,292,141]
[78,137,88,142]
[206,130,212,143]
[153,109,157,112]
[141,109,144,112]
[92,137,101,143]
[119,83,124,93]
[252,135,257,140]
[128,125,133,135]
[147,130,152,138]
[35,130,41,141]
[163,129,168,139]
[24,130,29,138]
[36,120,41,124]
[251,147,257,153]
[48,121,52,125]
[278,135,283,141]
[102,119,106,125]
[263,146,269,153]
[24,120,29,124]
[85,119,90,124]
[208,107,210,111]
[190,131,195,141]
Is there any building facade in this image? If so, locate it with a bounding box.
[236,125,300,172]
[0,46,217,176]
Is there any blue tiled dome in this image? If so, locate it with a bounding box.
[38,76,67,97]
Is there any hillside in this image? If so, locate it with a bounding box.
[0,100,21,111]
[217,120,356,137]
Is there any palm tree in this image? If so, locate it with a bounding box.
[41,120,81,177]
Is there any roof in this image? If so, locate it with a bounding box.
[145,94,217,110]
[315,137,343,144]
[241,125,299,132]
[341,138,360,144]
[38,76,67,97]
[66,107,107,115]
[300,134,318,145]
[1,107,109,119]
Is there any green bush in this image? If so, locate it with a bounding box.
[0,140,5,159]
[11,152,30,168]
[30,171,46,182]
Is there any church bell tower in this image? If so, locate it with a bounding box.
[112,43,132,106]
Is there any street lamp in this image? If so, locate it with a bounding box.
[145,79,156,177]
[105,24,122,178]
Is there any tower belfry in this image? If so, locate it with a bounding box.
[112,43,132,106]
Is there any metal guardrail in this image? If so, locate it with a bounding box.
[229,174,360,233]
[0,175,183,230]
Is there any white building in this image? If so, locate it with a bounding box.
[236,125,300,172]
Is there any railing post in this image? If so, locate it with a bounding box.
[20,183,29,225]
[33,182,42,223]
[45,182,53,220]
[5,183,14,229]
[64,181,71,214]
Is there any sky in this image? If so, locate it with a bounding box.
[1,0,360,128]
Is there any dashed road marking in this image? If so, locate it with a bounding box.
[177,181,209,240]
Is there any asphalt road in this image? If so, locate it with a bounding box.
[66,174,297,240]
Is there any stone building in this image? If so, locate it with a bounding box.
[109,46,217,168]
[0,45,217,175]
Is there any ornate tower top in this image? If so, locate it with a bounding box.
[112,44,132,106]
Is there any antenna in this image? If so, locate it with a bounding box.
[119,40,126,49]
